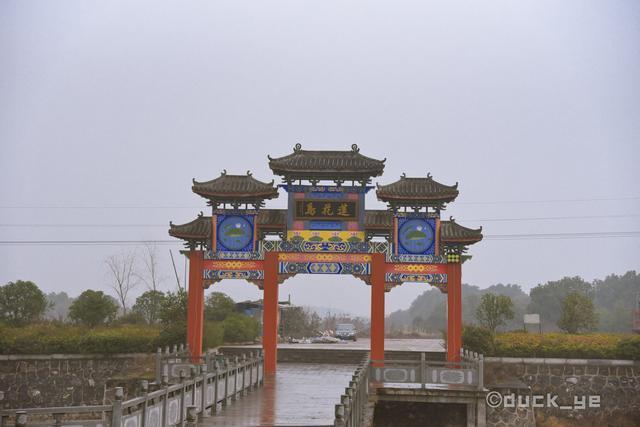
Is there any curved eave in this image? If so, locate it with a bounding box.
[168,217,211,241]
[440,221,483,245]
[375,193,458,203]
[191,188,279,200]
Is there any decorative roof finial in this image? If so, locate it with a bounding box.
[449,216,456,222]
[351,144,360,153]
[426,172,432,179]
[246,170,252,176]
[192,178,197,184]
[401,173,406,179]
[221,169,227,176]
[294,143,302,152]
[198,211,204,217]
[453,181,459,189]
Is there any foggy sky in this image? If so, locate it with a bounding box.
[1,0,639,317]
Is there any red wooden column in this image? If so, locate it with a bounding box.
[447,262,462,362]
[263,251,279,374]
[370,252,386,365]
[187,250,205,361]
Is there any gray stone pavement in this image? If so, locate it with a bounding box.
[224,338,445,352]
[202,363,357,426]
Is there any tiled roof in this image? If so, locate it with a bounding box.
[268,144,385,181]
[169,212,482,245]
[257,209,287,227]
[440,219,483,244]
[168,215,211,240]
[376,173,459,204]
[364,210,393,228]
[192,171,278,201]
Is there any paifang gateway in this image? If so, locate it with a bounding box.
[168,144,483,373]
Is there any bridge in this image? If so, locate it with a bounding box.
[0,341,489,427]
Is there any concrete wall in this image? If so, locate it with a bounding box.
[484,357,640,427]
[0,353,155,409]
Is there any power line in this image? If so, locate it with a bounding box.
[0,214,639,228]
[0,196,639,209]
[0,231,639,246]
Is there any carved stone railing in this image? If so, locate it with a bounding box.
[334,354,370,427]
[0,351,263,427]
[368,349,484,390]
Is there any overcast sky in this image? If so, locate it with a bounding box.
[1,1,639,317]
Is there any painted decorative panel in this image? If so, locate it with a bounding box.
[280,262,370,275]
[216,214,255,252]
[397,217,436,255]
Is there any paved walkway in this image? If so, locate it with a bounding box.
[225,338,445,352]
[202,363,357,427]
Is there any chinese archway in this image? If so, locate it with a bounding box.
[169,144,482,373]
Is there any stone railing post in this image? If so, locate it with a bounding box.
[200,364,209,418]
[212,360,220,414]
[140,380,149,427]
[478,354,484,390]
[334,404,345,427]
[185,406,197,427]
[111,387,123,427]
[155,347,162,384]
[179,371,187,427]
[15,411,27,427]
[161,375,170,427]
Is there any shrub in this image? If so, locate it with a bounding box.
[615,336,640,360]
[0,323,161,354]
[222,313,259,343]
[462,325,494,355]
[203,321,225,349]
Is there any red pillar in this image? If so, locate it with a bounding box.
[447,262,462,362]
[263,251,279,374]
[370,253,386,365]
[187,250,205,361]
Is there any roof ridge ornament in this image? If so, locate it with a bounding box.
[426,172,432,179]
[294,143,302,152]
[221,169,227,176]
[450,216,456,222]
[401,173,406,179]
[247,170,252,176]
[351,144,360,153]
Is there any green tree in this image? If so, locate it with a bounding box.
[204,292,236,321]
[475,293,515,333]
[157,289,188,347]
[132,290,166,324]
[68,290,119,327]
[557,291,598,333]
[0,280,50,326]
[222,313,259,342]
[528,276,592,331]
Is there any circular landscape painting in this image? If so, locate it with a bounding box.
[217,216,253,251]
[398,219,435,254]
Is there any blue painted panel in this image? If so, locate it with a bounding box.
[397,217,436,255]
[216,214,255,252]
[308,220,343,230]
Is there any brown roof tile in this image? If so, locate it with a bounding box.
[192,171,278,201]
[376,173,459,204]
[268,144,385,181]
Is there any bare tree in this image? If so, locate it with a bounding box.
[137,243,164,292]
[105,250,138,315]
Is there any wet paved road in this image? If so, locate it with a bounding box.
[224,338,445,352]
[202,363,357,427]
